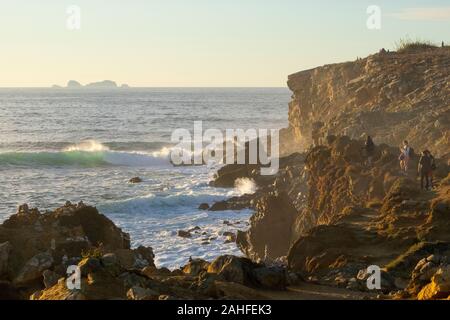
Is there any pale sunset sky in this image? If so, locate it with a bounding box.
[0,0,449,87]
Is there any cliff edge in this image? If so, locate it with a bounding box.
[287,47,450,161]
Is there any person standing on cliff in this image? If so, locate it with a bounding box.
[425,150,436,189]
[418,151,433,190]
[365,135,375,166]
[399,140,412,174]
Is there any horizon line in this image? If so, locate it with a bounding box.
[0,86,289,89]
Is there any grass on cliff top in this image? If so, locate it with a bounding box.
[81,244,104,259]
[395,38,437,53]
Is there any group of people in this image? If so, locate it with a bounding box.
[364,137,436,191]
[399,140,437,190]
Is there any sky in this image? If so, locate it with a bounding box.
[0,0,449,87]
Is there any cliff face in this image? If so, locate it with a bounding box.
[287,47,450,160]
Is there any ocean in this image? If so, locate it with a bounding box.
[0,87,289,268]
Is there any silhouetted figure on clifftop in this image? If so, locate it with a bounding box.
[418,150,433,190]
[365,135,375,166]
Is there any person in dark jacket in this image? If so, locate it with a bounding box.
[365,135,375,166]
[418,150,433,190]
[425,150,436,189]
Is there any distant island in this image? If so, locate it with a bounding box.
[52,80,130,89]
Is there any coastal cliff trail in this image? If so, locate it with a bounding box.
[261,283,378,300]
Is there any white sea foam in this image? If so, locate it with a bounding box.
[234,178,257,195]
[63,140,109,152]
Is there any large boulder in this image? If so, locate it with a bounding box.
[418,266,450,300]
[237,192,298,262]
[0,242,11,276]
[207,255,257,286]
[0,202,131,285]
[14,252,54,285]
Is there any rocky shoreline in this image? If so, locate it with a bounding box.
[1,134,448,300]
[0,202,291,300]
[1,47,449,300]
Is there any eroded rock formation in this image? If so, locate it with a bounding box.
[0,203,287,300]
[287,47,450,161]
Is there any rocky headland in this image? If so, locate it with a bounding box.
[282,46,449,160]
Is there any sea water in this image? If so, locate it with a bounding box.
[0,88,289,268]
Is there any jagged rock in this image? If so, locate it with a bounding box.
[14,252,54,285]
[207,255,256,286]
[113,248,154,269]
[78,257,101,276]
[0,242,12,276]
[237,192,298,261]
[209,201,228,211]
[127,286,159,300]
[100,253,118,268]
[42,270,60,289]
[418,266,450,300]
[177,230,192,238]
[386,242,450,295]
[210,164,259,188]
[129,177,143,184]
[198,203,210,210]
[209,194,255,212]
[287,48,450,161]
[188,226,201,233]
[141,266,172,277]
[182,258,209,276]
[0,202,142,298]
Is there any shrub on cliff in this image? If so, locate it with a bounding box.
[395,38,437,53]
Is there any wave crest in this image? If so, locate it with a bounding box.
[63,140,109,152]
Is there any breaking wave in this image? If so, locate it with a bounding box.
[0,141,171,167]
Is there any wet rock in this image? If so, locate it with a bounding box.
[129,177,143,184]
[177,230,192,238]
[209,201,228,211]
[223,232,236,244]
[198,203,210,210]
[188,226,201,233]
